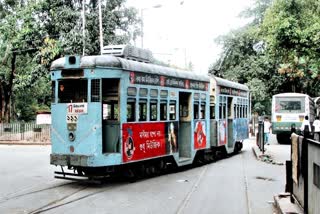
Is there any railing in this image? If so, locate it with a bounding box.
[0,123,50,144]
[288,133,320,214]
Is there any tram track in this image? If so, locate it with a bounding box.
[0,182,73,204]
[27,180,129,214]
[241,149,252,214]
[175,164,208,214]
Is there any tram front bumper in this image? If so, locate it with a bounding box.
[50,154,90,167]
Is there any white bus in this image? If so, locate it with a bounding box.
[271,93,315,143]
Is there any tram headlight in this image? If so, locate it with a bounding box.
[68,132,75,142]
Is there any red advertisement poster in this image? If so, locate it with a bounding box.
[122,122,167,162]
[194,121,207,149]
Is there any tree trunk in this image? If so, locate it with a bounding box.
[3,52,16,123]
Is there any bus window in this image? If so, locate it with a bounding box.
[91,79,100,102]
[58,79,88,103]
[160,101,167,121]
[51,81,55,103]
[139,100,147,121]
[169,101,176,120]
[127,99,135,122]
[150,100,157,121]
[194,103,199,119]
[200,103,205,119]
[210,105,215,119]
[234,105,237,118]
[219,104,222,119]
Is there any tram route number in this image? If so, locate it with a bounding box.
[66,114,78,123]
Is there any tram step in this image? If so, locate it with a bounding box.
[179,157,191,163]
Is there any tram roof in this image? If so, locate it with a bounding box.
[51,55,210,82]
[211,76,249,91]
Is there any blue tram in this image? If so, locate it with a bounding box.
[50,45,250,178]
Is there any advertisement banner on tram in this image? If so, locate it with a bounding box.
[194,121,207,149]
[122,122,179,162]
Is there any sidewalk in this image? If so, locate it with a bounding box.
[250,134,303,214]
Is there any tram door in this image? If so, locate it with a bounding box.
[101,78,120,153]
[178,92,192,159]
[227,97,234,148]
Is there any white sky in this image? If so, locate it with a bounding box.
[126,0,253,74]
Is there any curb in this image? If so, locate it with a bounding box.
[0,142,51,146]
[273,193,303,214]
[252,145,284,165]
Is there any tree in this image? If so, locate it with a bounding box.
[209,0,320,114]
[0,0,140,122]
[262,0,320,95]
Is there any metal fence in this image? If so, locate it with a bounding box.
[288,133,320,214]
[0,123,50,143]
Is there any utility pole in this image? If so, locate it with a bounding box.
[98,0,104,55]
[82,0,86,56]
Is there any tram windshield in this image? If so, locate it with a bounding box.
[275,97,305,113]
[58,79,88,103]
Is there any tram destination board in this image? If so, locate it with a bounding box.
[129,71,208,91]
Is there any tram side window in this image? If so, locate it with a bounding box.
[234,105,237,118]
[51,81,55,103]
[103,102,118,120]
[91,79,100,102]
[228,97,233,118]
[160,101,167,121]
[150,101,157,121]
[244,106,247,118]
[223,104,226,119]
[240,105,243,118]
[219,104,226,119]
[58,79,88,103]
[169,101,176,120]
[194,103,199,119]
[139,100,147,121]
[200,103,206,119]
[210,105,215,119]
[127,99,135,122]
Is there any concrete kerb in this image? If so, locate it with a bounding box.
[0,141,50,146]
[251,144,283,165]
[273,193,304,214]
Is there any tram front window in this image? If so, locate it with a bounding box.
[58,79,88,103]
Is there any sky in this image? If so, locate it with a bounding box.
[126,0,253,74]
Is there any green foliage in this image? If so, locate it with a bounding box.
[0,0,140,122]
[211,0,320,115]
[262,0,320,94]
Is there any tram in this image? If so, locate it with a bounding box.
[50,45,250,179]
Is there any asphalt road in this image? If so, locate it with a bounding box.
[0,137,288,214]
